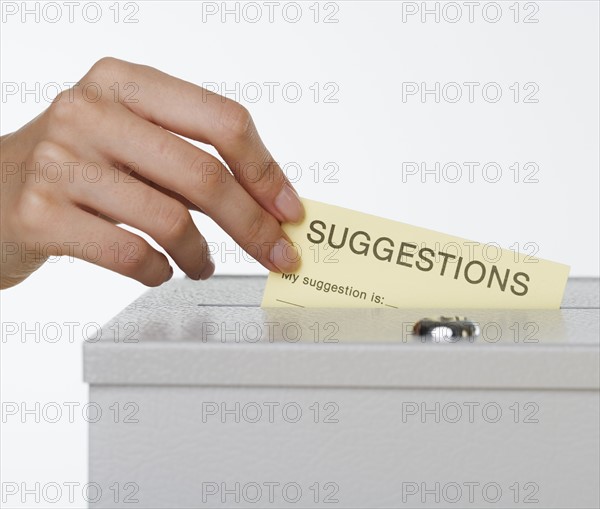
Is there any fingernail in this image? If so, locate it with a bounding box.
[269,238,300,272]
[199,255,215,280]
[274,184,304,224]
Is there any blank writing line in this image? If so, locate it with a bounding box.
[276,299,305,308]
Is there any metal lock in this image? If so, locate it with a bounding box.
[412,316,480,340]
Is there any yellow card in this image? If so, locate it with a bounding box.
[261,199,570,309]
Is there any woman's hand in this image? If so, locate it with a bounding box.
[0,57,304,289]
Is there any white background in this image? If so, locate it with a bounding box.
[1,0,599,507]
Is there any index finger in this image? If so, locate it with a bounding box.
[86,57,304,225]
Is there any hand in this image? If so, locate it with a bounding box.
[0,57,304,289]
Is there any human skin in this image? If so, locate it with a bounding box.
[0,57,304,289]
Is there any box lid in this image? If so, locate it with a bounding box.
[83,277,599,390]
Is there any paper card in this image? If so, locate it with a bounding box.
[261,199,570,309]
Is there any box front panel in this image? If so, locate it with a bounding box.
[89,385,599,509]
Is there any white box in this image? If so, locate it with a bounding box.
[84,277,599,508]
